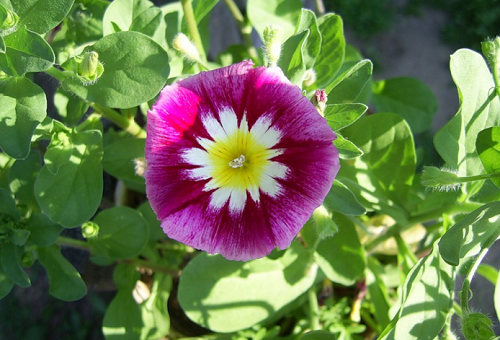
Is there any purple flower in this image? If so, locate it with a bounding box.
[145,60,339,261]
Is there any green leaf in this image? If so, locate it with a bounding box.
[333,134,363,160]
[25,213,63,246]
[137,201,165,241]
[438,201,500,266]
[0,26,55,76]
[64,0,109,45]
[102,138,145,192]
[8,150,41,209]
[0,36,5,53]
[326,59,372,104]
[378,246,454,340]
[89,206,149,261]
[434,49,500,177]
[0,76,46,159]
[10,228,29,246]
[35,130,103,228]
[53,87,89,127]
[315,214,365,286]
[103,0,160,37]
[476,126,500,188]
[302,205,338,250]
[313,14,345,88]
[294,9,321,70]
[477,263,498,285]
[0,187,20,221]
[247,0,302,41]
[62,31,169,109]
[324,103,367,131]
[0,264,14,299]
[300,330,336,340]
[44,131,73,174]
[0,242,30,287]
[178,241,316,332]
[277,30,308,86]
[341,113,416,206]
[372,77,437,134]
[495,269,500,325]
[11,0,74,34]
[103,265,171,340]
[366,258,391,331]
[37,245,87,301]
[323,180,365,216]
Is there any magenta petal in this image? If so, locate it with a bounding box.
[145,61,340,261]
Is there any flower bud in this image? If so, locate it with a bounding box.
[263,25,283,67]
[312,89,327,116]
[420,166,460,191]
[462,312,495,340]
[173,33,201,63]
[0,5,19,36]
[82,221,99,238]
[62,50,104,85]
[481,37,500,70]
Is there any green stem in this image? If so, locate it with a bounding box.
[181,0,206,62]
[91,103,146,138]
[456,171,500,184]
[366,202,482,252]
[460,233,497,314]
[307,285,320,330]
[57,236,89,251]
[222,0,260,62]
[491,58,500,99]
[44,66,71,82]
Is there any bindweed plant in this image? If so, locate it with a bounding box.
[1,0,500,339]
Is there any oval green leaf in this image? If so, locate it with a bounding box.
[11,0,74,34]
[315,214,365,286]
[63,31,169,109]
[37,245,87,301]
[476,126,500,188]
[0,76,46,159]
[372,77,437,134]
[0,26,55,76]
[178,241,316,332]
[89,206,149,261]
[35,130,103,228]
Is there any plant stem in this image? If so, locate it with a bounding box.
[307,285,320,330]
[222,0,260,62]
[459,233,497,314]
[313,0,326,15]
[57,236,89,251]
[491,56,500,99]
[365,202,482,252]
[456,171,500,184]
[181,0,206,62]
[44,65,71,82]
[91,103,146,138]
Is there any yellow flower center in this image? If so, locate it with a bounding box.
[183,109,288,213]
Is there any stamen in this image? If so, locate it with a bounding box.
[229,155,246,168]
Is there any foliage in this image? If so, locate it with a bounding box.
[1,0,500,340]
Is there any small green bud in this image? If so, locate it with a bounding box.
[76,51,104,84]
[462,312,495,340]
[481,37,500,70]
[21,251,35,268]
[0,6,19,36]
[82,221,99,238]
[173,33,201,63]
[421,166,460,191]
[263,25,283,67]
